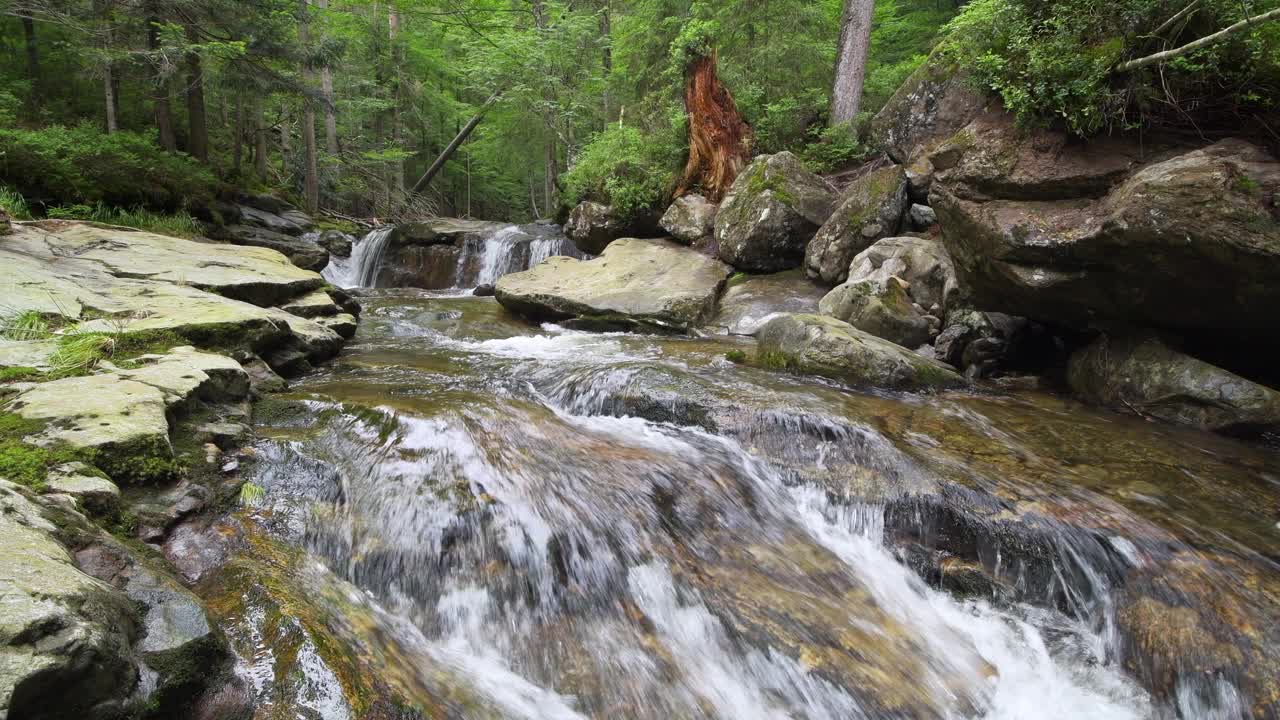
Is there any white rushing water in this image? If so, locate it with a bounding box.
[465,225,529,287]
[322,226,395,289]
[245,298,1182,720]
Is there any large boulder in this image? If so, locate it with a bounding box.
[1067,334,1280,434]
[221,224,328,272]
[660,194,718,245]
[0,481,139,720]
[933,136,1280,345]
[844,235,958,314]
[496,238,732,332]
[756,314,964,390]
[564,202,660,255]
[870,59,987,169]
[818,276,934,349]
[714,153,836,272]
[804,165,908,285]
[707,269,828,335]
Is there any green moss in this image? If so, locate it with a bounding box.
[0,411,99,490]
[758,349,796,371]
[1234,175,1261,196]
[0,366,42,383]
[724,350,748,364]
[745,163,797,207]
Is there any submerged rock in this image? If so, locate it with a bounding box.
[804,164,908,285]
[715,152,836,272]
[496,238,732,332]
[660,193,718,245]
[1068,334,1280,434]
[708,269,827,335]
[756,313,963,390]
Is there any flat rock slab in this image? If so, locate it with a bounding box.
[0,340,58,370]
[9,374,173,481]
[496,238,732,332]
[757,313,964,391]
[708,269,827,335]
[28,222,322,306]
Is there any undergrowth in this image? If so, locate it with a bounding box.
[46,202,203,238]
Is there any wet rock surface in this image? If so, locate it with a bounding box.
[804,164,908,285]
[757,313,964,390]
[708,269,827,335]
[660,193,718,245]
[496,238,732,331]
[715,152,836,272]
[1068,333,1280,434]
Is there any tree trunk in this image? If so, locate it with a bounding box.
[300,0,320,213]
[675,54,752,203]
[147,13,178,152]
[279,103,291,175]
[103,68,118,133]
[233,96,244,174]
[315,0,339,155]
[388,8,405,201]
[410,95,498,195]
[254,100,270,179]
[22,17,39,111]
[600,1,612,122]
[185,24,209,162]
[99,1,117,133]
[829,0,875,127]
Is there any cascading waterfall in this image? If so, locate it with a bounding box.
[216,293,1280,720]
[463,225,530,287]
[322,226,395,289]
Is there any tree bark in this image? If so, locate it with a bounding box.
[254,99,270,179]
[299,0,320,213]
[829,0,875,127]
[21,17,39,111]
[98,0,117,133]
[315,0,339,155]
[103,67,118,133]
[147,12,178,152]
[600,1,612,122]
[185,24,209,162]
[675,54,752,203]
[388,8,405,201]
[233,95,244,174]
[279,103,291,175]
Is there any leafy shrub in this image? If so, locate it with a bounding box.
[799,123,868,172]
[0,123,220,212]
[944,0,1280,135]
[562,125,682,219]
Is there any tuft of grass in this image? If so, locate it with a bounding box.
[47,332,115,376]
[0,310,51,341]
[724,349,748,364]
[0,186,32,220]
[46,201,203,238]
[239,481,266,506]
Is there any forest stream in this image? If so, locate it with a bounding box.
[192,286,1280,720]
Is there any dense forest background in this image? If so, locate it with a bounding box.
[1,0,1277,229]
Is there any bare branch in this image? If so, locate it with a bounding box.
[1149,0,1201,38]
[1116,7,1280,72]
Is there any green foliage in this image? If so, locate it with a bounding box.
[562,126,682,218]
[724,349,748,364]
[0,186,32,220]
[46,202,203,238]
[944,0,1280,135]
[798,124,868,172]
[0,125,219,212]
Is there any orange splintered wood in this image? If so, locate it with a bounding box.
[675,53,753,203]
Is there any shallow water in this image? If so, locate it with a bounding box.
[217,291,1280,719]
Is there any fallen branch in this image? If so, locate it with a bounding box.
[320,208,377,228]
[1115,7,1280,72]
[1149,0,1201,38]
[410,92,501,195]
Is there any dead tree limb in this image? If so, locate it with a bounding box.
[1116,7,1280,72]
[674,54,752,203]
[410,92,500,195]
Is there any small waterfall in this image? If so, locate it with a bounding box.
[471,225,529,287]
[323,227,394,289]
[528,233,579,267]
